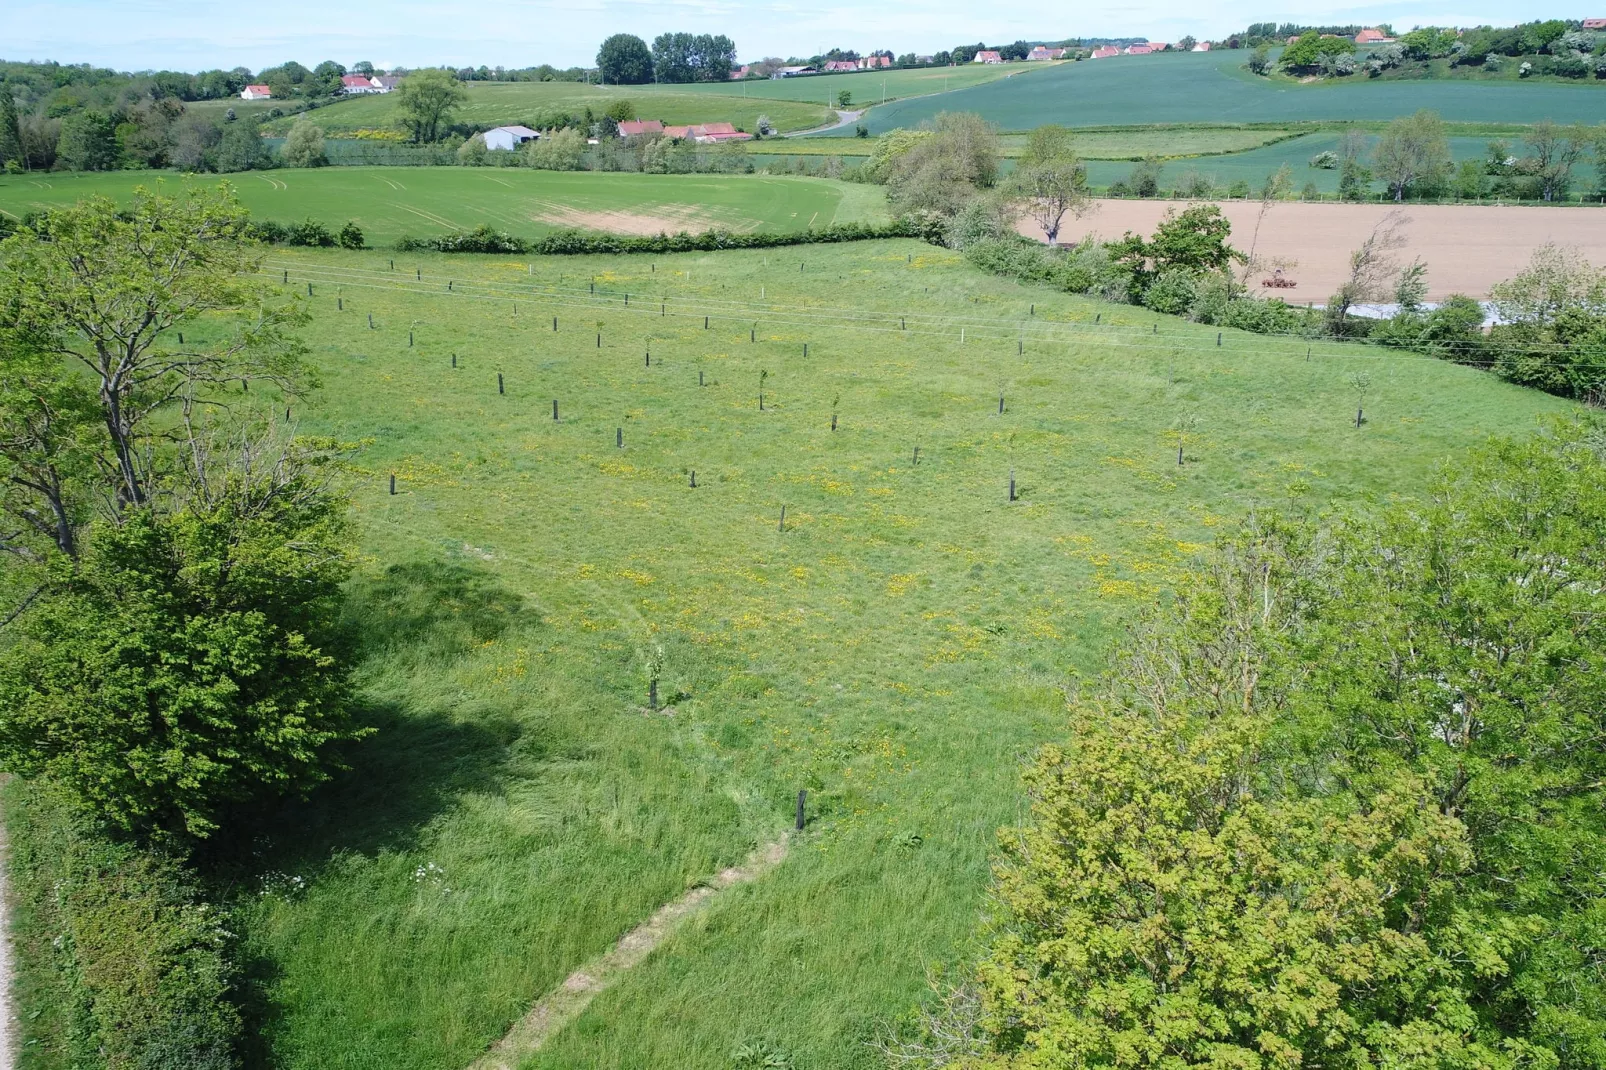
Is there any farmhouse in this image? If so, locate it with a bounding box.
[772,65,816,77]
[372,75,400,92]
[973,50,1003,63]
[823,60,859,72]
[482,125,539,150]
[1027,46,1067,60]
[1192,41,1212,51]
[1090,45,1121,58]
[729,64,750,79]
[240,84,271,100]
[860,54,893,68]
[1125,43,1154,54]
[690,122,752,143]
[341,74,379,94]
[1584,17,1606,29]
[616,119,665,138]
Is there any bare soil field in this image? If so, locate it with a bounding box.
[1030,200,1606,300]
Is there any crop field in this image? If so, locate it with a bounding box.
[665,62,1051,107]
[1083,132,1601,194]
[756,126,1304,160]
[157,238,1569,1070]
[852,49,1606,133]
[268,82,835,137]
[0,169,889,243]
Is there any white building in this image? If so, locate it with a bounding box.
[482,125,540,151]
[240,85,272,100]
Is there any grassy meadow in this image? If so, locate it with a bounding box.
[264,81,836,137]
[180,238,1572,1070]
[0,170,890,244]
[854,48,1606,132]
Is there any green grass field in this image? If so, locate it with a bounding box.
[0,170,889,243]
[265,81,836,137]
[852,49,1606,133]
[661,63,1052,107]
[761,126,1304,160]
[149,238,1569,1070]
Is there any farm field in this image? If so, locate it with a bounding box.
[1038,199,1606,299]
[670,62,1048,106]
[766,126,1305,160]
[265,81,834,137]
[852,48,1606,132]
[0,169,889,242]
[1082,131,1601,194]
[142,239,1570,1070]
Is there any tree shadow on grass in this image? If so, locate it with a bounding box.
[198,558,545,1067]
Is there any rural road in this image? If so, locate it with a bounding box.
[785,108,864,138]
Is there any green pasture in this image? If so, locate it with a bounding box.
[852,48,1606,133]
[0,169,889,243]
[764,126,1303,160]
[199,239,1565,1069]
[266,82,835,137]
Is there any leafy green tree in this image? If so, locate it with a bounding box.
[280,117,327,167]
[1524,119,1590,201]
[0,472,360,840]
[1280,30,1356,72]
[214,114,268,172]
[56,110,119,171]
[837,90,853,108]
[524,127,586,170]
[0,90,24,169]
[1003,124,1088,243]
[596,34,653,85]
[1374,108,1451,200]
[602,98,637,122]
[0,186,307,542]
[395,69,467,143]
[883,112,999,222]
[957,421,1606,1068]
[1246,43,1271,74]
[650,32,738,83]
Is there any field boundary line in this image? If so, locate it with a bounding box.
[466,836,789,1070]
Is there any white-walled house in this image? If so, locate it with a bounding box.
[240,85,272,100]
[482,125,540,151]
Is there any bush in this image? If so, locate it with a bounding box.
[1227,179,1251,198]
[247,219,288,244]
[337,220,364,249]
[7,780,240,1069]
[1309,150,1339,169]
[287,218,334,247]
[1141,268,1198,315]
[394,220,918,256]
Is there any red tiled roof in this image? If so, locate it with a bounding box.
[617,119,665,136]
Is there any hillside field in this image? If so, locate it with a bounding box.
[853,48,1606,132]
[265,81,836,137]
[0,169,890,243]
[15,238,1557,1070]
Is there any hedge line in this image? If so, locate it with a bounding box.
[392,220,921,255]
[5,780,239,1069]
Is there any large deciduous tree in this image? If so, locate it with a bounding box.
[650,32,739,83]
[924,420,1606,1070]
[395,68,467,143]
[1003,124,1089,244]
[596,33,654,85]
[0,184,363,841]
[1374,108,1451,200]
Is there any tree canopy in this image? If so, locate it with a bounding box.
[596,33,653,85]
[395,68,466,143]
[650,32,738,83]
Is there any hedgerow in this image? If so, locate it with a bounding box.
[391,220,919,255]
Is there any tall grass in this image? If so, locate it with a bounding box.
[173,239,1569,1068]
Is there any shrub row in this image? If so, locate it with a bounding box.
[246,218,365,249]
[5,780,239,1070]
[392,219,920,256]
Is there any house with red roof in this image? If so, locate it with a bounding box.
[973,50,1003,63]
[1125,43,1154,54]
[1584,17,1606,29]
[824,60,859,72]
[860,54,893,68]
[1090,45,1121,59]
[617,119,666,138]
[1027,46,1067,60]
[240,84,272,100]
[689,122,752,142]
[341,74,380,94]
[1192,41,1212,51]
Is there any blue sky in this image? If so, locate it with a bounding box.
[2,0,1594,73]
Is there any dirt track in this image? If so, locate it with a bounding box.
[1023,200,1606,300]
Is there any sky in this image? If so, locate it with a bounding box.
[2,0,1597,73]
